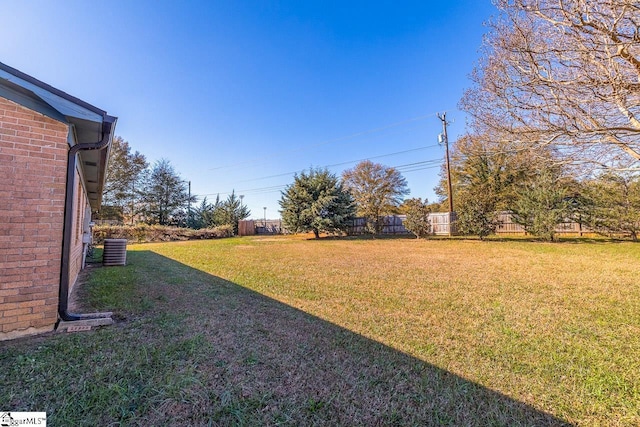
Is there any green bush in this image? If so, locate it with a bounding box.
[93,224,234,244]
[402,198,432,238]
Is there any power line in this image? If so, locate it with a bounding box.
[208,110,452,171]
[396,160,442,172]
[195,158,443,198]
[237,144,440,183]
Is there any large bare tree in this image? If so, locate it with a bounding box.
[462,0,640,169]
[342,160,409,234]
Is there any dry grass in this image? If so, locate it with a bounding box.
[2,236,638,425]
[154,236,640,425]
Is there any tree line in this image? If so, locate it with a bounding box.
[101,137,427,238]
[283,0,640,241]
[100,136,250,231]
[433,135,640,241]
[102,1,639,240]
[435,0,640,241]
[279,160,434,238]
[280,151,639,242]
[102,132,639,242]
[283,1,640,242]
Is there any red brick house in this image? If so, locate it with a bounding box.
[0,63,116,340]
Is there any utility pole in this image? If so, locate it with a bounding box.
[187,180,191,228]
[437,112,454,235]
[130,181,135,226]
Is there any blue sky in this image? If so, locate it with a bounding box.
[2,1,496,219]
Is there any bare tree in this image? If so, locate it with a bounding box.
[462,0,640,169]
[342,160,409,234]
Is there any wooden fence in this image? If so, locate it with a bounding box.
[240,212,591,237]
[238,220,256,236]
[427,212,458,236]
[346,213,456,236]
[494,212,589,235]
[238,219,288,236]
[346,216,407,235]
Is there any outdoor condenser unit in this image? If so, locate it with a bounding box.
[103,239,127,266]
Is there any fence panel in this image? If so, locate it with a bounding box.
[382,215,409,234]
[428,212,456,235]
[495,211,589,235]
[347,217,368,235]
[495,213,524,234]
[238,220,256,236]
[242,212,591,237]
[254,219,288,235]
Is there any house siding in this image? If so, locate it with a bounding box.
[69,171,89,294]
[0,96,69,340]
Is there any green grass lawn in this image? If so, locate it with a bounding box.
[1,236,639,425]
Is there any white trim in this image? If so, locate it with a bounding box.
[0,69,103,122]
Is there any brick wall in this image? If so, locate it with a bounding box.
[0,96,69,340]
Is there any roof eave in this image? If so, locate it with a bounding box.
[0,62,117,211]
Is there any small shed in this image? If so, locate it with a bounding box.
[0,62,116,340]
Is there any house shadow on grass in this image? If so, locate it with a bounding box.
[90,250,572,426]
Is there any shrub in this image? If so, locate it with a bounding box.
[511,170,571,242]
[456,196,500,240]
[402,198,432,238]
[93,224,234,244]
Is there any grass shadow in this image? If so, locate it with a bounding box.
[1,249,572,426]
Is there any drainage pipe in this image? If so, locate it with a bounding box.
[58,117,116,321]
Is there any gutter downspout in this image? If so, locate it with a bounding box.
[58,117,116,322]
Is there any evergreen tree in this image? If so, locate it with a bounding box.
[209,195,224,227]
[511,169,571,241]
[219,191,251,235]
[456,196,500,240]
[280,168,355,239]
[434,135,551,212]
[139,159,194,225]
[434,134,560,239]
[192,197,214,229]
[584,173,640,240]
[453,143,502,239]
